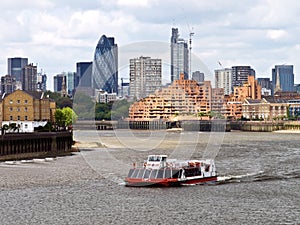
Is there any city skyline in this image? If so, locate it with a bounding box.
[1,0,300,91]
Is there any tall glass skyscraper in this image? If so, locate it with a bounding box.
[170,28,189,82]
[92,35,118,94]
[272,65,294,95]
[8,57,28,82]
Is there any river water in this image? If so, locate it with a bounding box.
[0,130,299,224]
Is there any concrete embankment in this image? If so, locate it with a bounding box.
[0,131,73,161]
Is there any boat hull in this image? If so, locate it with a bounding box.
[125,176,217,187]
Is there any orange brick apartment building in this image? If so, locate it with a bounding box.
[129,74,211,120]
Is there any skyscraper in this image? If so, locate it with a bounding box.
[76,62,92,88]
[129,56,162,100]
[92,35,118,94]
[192,71,204,83]
[22,63,37,91]
[8,57,28,82]
[53,73,66,93]
[232,66,255,89]
[215,68,232,95]
[1,75,16,94]
[170,28,189,82]
[272,65,294,95]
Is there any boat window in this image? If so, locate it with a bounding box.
[157,169,164,178]
[150,170,158,179]
[143,169,151,179]
[137,169,144,178]
[148,156,161,161]
[132,169,139,178]
[172,169,180,178]
[161,157,167,162]
[128,169,135,178]
[165,169,172,178]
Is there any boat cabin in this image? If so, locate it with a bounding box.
[145,155,167,170]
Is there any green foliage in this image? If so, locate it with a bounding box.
[55,107,78,129]
[44,91,73,109]
[55,109,66,128]
[62,107,78,126]
[95,99,131,120]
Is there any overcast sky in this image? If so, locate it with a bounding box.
[1,0,300,90]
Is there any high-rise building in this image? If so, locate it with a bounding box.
[66,72,76,95]
[53,73,66,93]
[92,35,118,94]
[76,62,92,88]
[170,28,189,82]
[192,71,204,83]
[1,75,16,95]
[215,68,232,95]
[232,66,255,89]
[22,63,37,91]
[36,72,47,92]
[129,56,162,100]
[7,57,28,82]
[272,65,294,95]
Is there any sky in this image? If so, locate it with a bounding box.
[1,0,300,90]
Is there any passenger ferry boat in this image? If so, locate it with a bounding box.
[125,155,217,187]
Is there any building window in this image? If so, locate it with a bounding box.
[10,107,13,112]
[17,116,20,120]
[10,100,13,104]
[17,108,20,112]
[25,116,28,121]
[25,107,28,112]
[25,124,28,129]
[17,100,20,104]
[24,100,28,104]
[10,116,13,120]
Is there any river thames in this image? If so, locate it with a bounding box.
[0,129,299,224]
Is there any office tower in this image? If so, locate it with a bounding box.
[7,57,28,82]
[92,35,118,94]
[66,72,76,95]
[129,56,162,100]
[232,66,255,88]
[1,75,16,94]
[215,68,232,95]
[36,72,47,92]
[272,65,294,95]
[76,62,92,88]
[192,71,204,83]
[53,73,66,93]
[22,63,37,91]
[170,28,189,82]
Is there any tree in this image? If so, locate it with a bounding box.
[55,109,66,130]
[62,107,78,127]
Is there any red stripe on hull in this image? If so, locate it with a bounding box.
[125,176,217,187]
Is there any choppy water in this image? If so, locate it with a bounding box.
[0,130,299,224]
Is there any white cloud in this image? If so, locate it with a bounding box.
[266,29,288,40]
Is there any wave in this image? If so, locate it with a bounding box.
[217,170,300,184]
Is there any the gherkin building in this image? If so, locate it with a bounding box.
[92,35,118,94]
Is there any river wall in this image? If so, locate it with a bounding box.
[0,132,73,161]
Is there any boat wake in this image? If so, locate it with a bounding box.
[217,170,300,184]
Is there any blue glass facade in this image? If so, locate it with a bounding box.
[8,57,28,82]
[272,65,294,94]
[92,35,118,94]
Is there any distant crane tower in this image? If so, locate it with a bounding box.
[189,31,194,79]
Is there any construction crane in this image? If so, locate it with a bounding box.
[189,30,194,79]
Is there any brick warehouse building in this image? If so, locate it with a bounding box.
[0,90,56,132]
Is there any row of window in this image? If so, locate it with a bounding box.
[9,100,28,104]
[9,107,28,112]
[9,115,28,121]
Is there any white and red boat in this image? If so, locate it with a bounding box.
[125,155,217,187]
